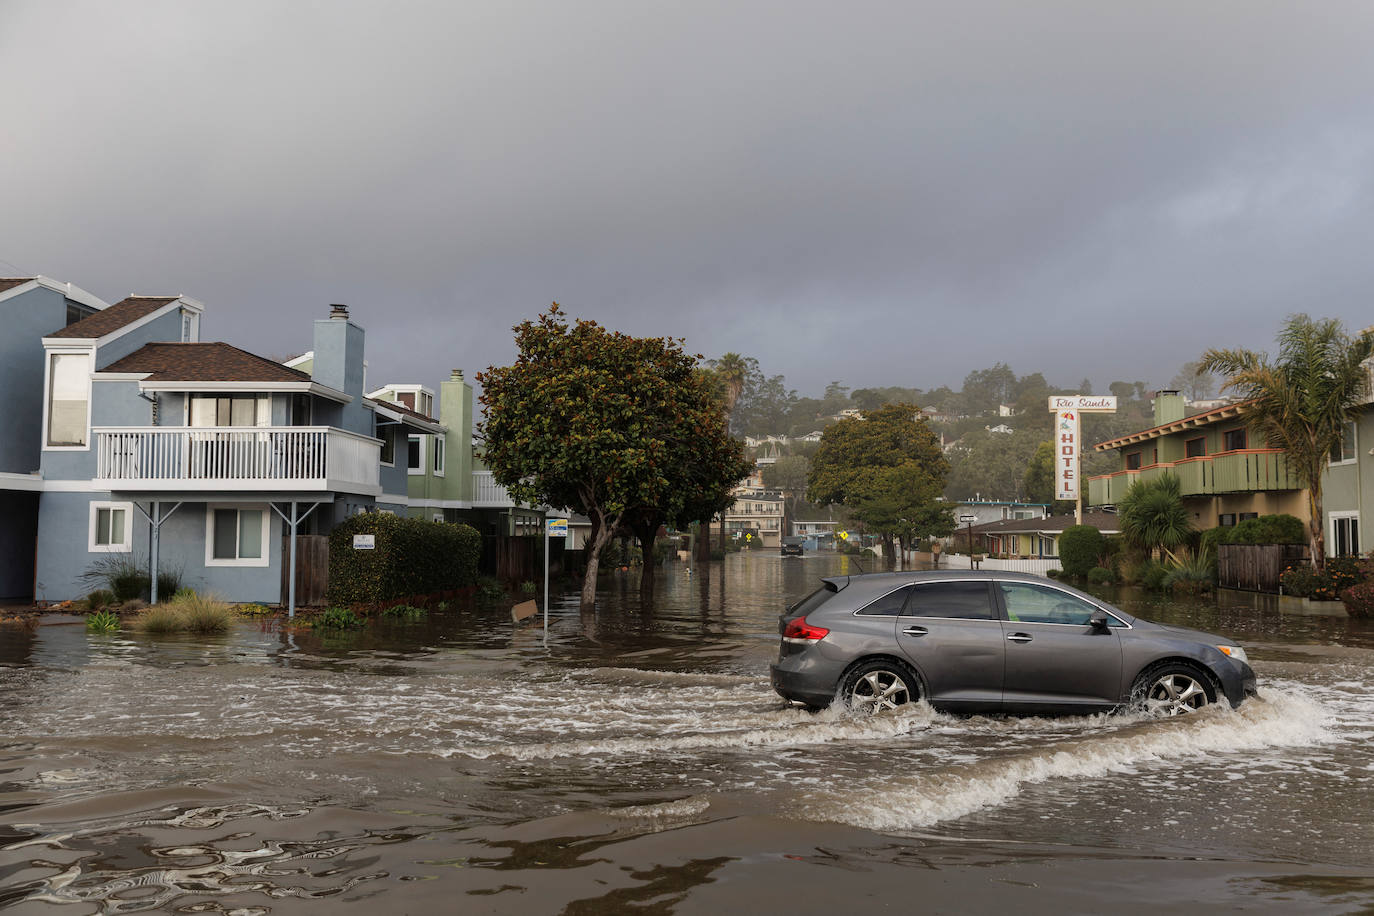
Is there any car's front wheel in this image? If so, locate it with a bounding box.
[841,659,918,714]
[1131,663,1216,716]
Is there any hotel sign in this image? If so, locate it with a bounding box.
[1048,396,1117,412]
[1048,396,1117,504]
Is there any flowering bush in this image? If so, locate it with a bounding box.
[1280,565,1339,600]
[1340,581,1374,618]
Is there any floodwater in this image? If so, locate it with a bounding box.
[3,554,1374,914]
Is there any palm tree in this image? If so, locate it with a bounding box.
[707,353,754,554]
[1200,314,1374,569]
[1117,473,1193,560]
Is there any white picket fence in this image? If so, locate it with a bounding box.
[947,555,1059,577]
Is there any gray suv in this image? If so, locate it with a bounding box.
[770,570,1257,716]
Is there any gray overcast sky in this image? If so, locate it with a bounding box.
[4,1,1374,399]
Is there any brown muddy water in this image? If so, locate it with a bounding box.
[3,554,1374,914]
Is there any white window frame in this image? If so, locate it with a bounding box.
[89,501,133,553]
[1330,511,1360,558]
[180,309,200,342]
[407,434,424,476]
[205,503,271,567]
[433,436,446,477]
[42,347,94,451]
[1329,420,1358,467]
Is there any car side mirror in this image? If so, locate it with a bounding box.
[1089,610,1109,631]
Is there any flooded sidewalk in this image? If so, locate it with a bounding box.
[3,554,1374,913]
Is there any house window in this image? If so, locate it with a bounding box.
[379,425,395,466]
[291,393,312,426]
[1125,452,1142,470]
[418,392,433,417]
[190,394,270,426]
[1332,514,1360,558]
[180,310,199,342]
[1185,437,1206,458]
[47,352,91,447]
[433,437,445,476]
[408,435,423,474]
[1330,421,1357,465]
[65,302,95,325]
[206,504,269,566]
[89,501,133,553]
[1218,513,1237,527]
[1222,428,1248,451]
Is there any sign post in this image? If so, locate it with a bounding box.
[544,518,568,639]
[1047,396,1118,524]
[959,514,977,568]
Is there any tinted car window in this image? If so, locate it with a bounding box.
[789,585,839,618]
[999,582,1122,626]
[902,581,995,619]
[856,585,913,616]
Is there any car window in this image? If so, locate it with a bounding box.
[789,585,837,618]
[998,582,1122,626]
[902,581,995,619]
[856,585,913,616]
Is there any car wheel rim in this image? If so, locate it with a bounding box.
[1143,672,1209,716]
[850,670,911,711]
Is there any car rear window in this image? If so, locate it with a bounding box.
[787,585,837,619]
[902,581,995,620]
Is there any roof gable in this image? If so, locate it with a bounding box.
[100,342,316,383]
[48,296,179,339]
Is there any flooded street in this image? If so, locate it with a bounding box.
[4,554,1374,914]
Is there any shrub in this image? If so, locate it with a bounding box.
[316,606,365,629]
[1206,514,1307,549]
[85,609,120,632]
[519,580,537,595]
[156,569,182,600]
[172,593,234,633]
[327,514,481,605]
[1046,568,1061,579]
[172,586,197,601]
[1058,526,1104,577]
[1141,561,1169,591]
[1086,566,1114,585]
[134,605,187,634]
[476,576,506,603]
[1163,549,1215,594]
[86,589,115,610]
[1339,581,1374,618]
[1324,557,1371,593]
[1280,565,1339,600]
[382,603,426,619]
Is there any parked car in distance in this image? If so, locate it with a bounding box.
[781,537,805,557]
[771,570,1257,716]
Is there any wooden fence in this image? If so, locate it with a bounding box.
[1217,543,1309,593]
[281,535,329,606]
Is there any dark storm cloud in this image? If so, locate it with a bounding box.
[4,1,1374,397]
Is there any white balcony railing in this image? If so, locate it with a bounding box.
[95,426,380,494]
[471,469,516,507]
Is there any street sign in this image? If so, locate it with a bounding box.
[745,533,753,541]
[836,530,849,541]
[546,518,568,537]
[352,534,375,550]
[1056,410,1080,501]
[958,515,976,523]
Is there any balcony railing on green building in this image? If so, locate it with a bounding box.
[1088,449,1299,506]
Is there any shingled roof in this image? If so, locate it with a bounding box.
[48,296,180,339]
[101,342,316,383]
[0,278,34,294]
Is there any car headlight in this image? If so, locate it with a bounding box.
[1217,645,1249,664]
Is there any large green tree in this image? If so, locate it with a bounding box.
[1201,314,1374,569]
[808,403,953,567]
[479,306,744,610]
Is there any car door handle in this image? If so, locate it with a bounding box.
[901,626,929,637]
[1006,633,1033,643]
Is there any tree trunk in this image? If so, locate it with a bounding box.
[719,513,727,556]
[1309,482,1326,570]
[882,534,896,569]
[580,516,617,612]
[694,520,711,561]
[629,511,663,602]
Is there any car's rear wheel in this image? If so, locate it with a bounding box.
[1131,663,1216,716]
[841,659,918,714]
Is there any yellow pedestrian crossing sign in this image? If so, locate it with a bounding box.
[837,530,849,541]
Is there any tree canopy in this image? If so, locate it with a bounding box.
[808,403,953,564]
[479,305,746,608]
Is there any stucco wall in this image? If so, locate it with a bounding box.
[0,286,68,474]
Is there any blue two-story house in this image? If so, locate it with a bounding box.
[30,299,429,607]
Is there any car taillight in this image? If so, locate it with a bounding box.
[783,616,829,641]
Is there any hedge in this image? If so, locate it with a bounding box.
[1201,514,1306,554]
[1058,525,1104,577]
[327,513,481,605]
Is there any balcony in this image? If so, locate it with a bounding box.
[95,427,380,494]
[1088,449,1299,505]
[471,470,517,507]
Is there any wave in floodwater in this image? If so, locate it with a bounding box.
[804,688,1334,831]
